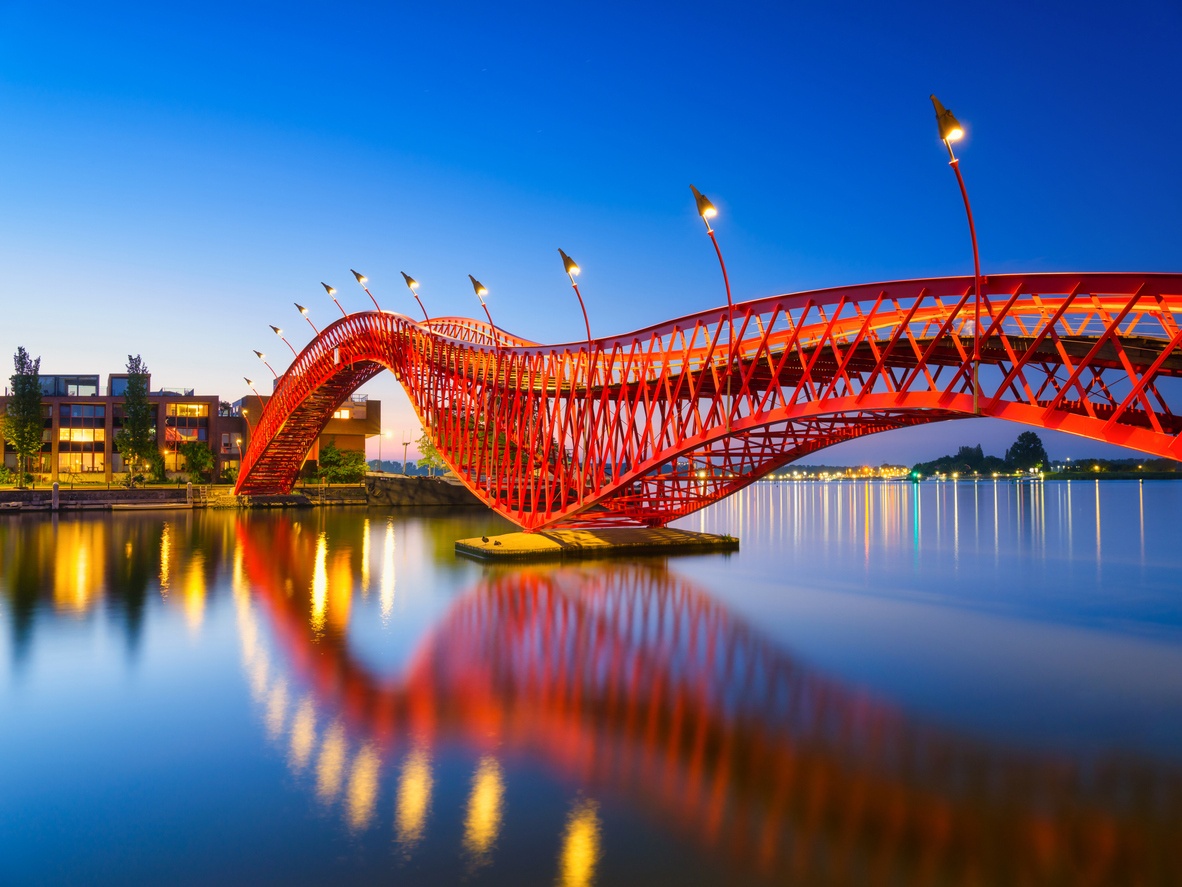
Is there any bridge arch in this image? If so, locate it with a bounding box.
[237,273,1182,529]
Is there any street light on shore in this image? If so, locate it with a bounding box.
[352,270,382,311]
[930,94,983,415]
[270,325,298,358]
[401,272,429,321]
[322,282,347,318]
[294,303,319,335]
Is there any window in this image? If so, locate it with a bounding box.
[333,408,351,420]
[166,403,208,418]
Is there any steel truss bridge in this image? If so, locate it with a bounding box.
[237,518,1182,884]
[236,273,1182,530]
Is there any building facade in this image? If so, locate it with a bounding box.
[2,372,379,484]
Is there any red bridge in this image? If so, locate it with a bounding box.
[236,273,1182,530]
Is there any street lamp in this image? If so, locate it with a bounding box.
[294,303,319,335]
[557,249,593,356]
[270,325,298,358]
[401,272,430,321]
[402,431,411,476]
[690,184,736,431]
[469,275,499,352]
[930,94,983,415]
[352,270,382,311]
[689,185,735,320]
[253,351,277,378]
[322,282,347,318]
[559,248,596,495]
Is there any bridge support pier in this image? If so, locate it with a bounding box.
[456,527,738,562]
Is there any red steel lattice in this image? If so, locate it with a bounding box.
[235,272,1182,529]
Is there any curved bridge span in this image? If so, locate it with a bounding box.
[236,273,1182,529]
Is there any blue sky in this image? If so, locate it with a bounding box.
[1,0,1179,463]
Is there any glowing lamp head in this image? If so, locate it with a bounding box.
[689,184,717,220]
[321,282,336,296]
[469,274,488,301]
[558,248,580,277]
[930,94,964,143]
[244,377,254,386]
[351,269,367,285]
[401,271,419,291]
[269,325,282,335]
[253,350,265,360]
[295,302,308,316]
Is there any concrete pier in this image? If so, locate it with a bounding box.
[456,527,738,561]
[366,474,483,508]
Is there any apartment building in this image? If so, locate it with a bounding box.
[2,372,379,484]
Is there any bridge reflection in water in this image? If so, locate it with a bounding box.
[228,514,1181,885]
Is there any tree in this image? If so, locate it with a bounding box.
[316,438,367,483]
[179,440,215,483]
[1005,431,1048,471]
[114,355,156,486]
[2,347,43,488]
[416,429,446,476]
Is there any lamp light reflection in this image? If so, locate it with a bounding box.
[346,745,381,830]
[315,721,347,802]
[289,698,317,772]
[557,800,602,887]
[464,756,505,860]
[311,532,328,633]
[395,747,434,847]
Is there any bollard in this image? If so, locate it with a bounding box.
[51,481,60,512]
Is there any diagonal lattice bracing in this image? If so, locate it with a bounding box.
[236,273,1182,529]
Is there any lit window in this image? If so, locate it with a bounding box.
[333,409,351,420]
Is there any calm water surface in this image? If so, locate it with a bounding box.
[2,480,1181,885]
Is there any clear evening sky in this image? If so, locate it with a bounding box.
[1,1,1179,463]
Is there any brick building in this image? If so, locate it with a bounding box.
[1,372,379,484]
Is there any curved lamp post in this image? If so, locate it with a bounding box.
[294,303,319,336]
[689,184,735,321]
[401,272,430,321]
[930,94,983,415]
[253,351,277,378]
[322,282,347,318]
[270,325,298,358]
[241,378,262,436]
[559,248,596,495]
[352,270,382,311]
[469,275,499,353]
[558,249,593,355]
[690,184,736,431]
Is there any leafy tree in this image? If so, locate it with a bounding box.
[114,355,156,486]
[911,442,1007,477]
[179,440,215,483]
[2,347,43,488]
[316,438,367,483]
[1005,431,1048,471]
[416,429,446,476]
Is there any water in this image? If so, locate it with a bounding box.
[1,480,1181,885]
